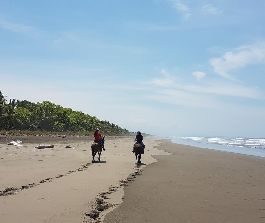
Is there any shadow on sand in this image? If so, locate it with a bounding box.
[92,160,107,164]
[136,162,146,167]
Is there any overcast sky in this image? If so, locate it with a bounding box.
[1,0,265,138]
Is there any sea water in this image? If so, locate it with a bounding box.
[171,136,265,158]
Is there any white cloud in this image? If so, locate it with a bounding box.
[148,88,219,108]
[192,71,207,80]
[168,2,223,20]
[0,18,39,36]
[53,31,147,55]
[201,4,223,15]
[183,82,263,99]
[169,0,191,19]
[151,69,176,87]
[149,71,264,107]
[210,42,265,78]
[143,24,179,32]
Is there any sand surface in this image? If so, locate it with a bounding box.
[104,141,265,223]
[0,136,166,223]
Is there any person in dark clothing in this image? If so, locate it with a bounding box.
[133,131,145,149]
[133,131,145,164]
[135,131,143,143]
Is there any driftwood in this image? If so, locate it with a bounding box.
[7,140,23,147]
[35,145,54,149]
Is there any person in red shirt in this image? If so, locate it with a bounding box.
[93,128,105,152]
[94,128,102,143]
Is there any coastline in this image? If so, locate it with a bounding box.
[172,137,265,158]
[1,136,265,223]
[104,140,265,223]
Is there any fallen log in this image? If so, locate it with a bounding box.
[35,145,54,149]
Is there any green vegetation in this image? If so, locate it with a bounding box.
[0,90,129,135]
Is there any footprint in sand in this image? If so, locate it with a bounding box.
[56,174,64,178]
[1,163,91,197]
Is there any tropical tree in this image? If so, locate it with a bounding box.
[0,90,130,135]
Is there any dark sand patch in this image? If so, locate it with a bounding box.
[104,141,265,223]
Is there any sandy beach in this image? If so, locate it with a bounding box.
[1,137,265,223]
[104,141,265,223]
[0,136,167,223]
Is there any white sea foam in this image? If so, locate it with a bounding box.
[183,136,265,149]
[181,137,204,142]
[176,136,265,158]
[207,137,230,145]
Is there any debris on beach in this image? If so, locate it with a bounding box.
[35,144,54,149]
[57,135,66,138]
[65,145,72,148]
[7,140,23,147]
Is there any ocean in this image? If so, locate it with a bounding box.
[171,136,265,158]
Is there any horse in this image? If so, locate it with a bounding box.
[91,136,105,162]
[133,142,144,164]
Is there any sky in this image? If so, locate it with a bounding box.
[1,0,265,138]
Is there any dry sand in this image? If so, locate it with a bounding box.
[104,141,265,223]
[0,136,167,223]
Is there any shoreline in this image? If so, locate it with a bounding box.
[104,140,265,223]
[1,137,264,222]
[172,142,265,159]
[172,137,265,158]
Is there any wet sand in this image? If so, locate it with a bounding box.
[104,141,265,223]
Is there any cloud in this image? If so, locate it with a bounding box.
[53,31,147,55]
[148,88,219,108]
[149,71,264,109]
[201,4,223,15]
[143,24,179,32]
[168,2,223,20]
[151,69,176,87]
[169,0,191,19]
[210,42,265,78]
[192,71,207,80]
[0,18,39,36]
[183,82,263,99]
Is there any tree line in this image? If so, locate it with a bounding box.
[0,90,129,135]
